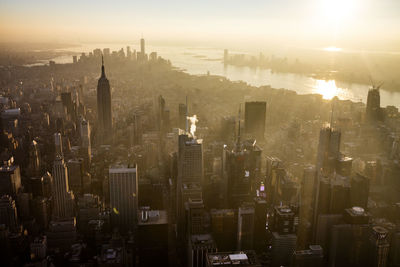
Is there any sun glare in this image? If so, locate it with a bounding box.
[323,46,342,52]
[320,0,358,24]
[314,80,338,100]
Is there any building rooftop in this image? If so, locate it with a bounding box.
[185,138,203,145]
[182,182,202,190]
[138,209,168,225]
[191,234,215,246]
[207,251,261,266]
[99,245,123,264]
[109,166,136,173]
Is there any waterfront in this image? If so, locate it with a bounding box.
[48,44,400,108]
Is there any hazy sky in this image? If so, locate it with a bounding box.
[1,0,400,50]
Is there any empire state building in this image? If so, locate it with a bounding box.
[97,56,112,144]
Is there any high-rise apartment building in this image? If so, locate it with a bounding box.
[109,165,138,233]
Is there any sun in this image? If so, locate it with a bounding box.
[319,0,359,25]
[314,80,338,100]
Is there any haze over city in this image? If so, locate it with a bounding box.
[2,0,400,50]
[1,0,400,267]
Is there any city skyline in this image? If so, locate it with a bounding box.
[1,1,400,266]
[1,0,400,50]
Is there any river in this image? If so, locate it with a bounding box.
[47,43,400,108]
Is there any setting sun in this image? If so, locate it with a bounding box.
[1,1,400,265]
[319,0,359,25]
[314,80,339,100]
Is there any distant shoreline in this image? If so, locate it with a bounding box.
[2,44,400,107]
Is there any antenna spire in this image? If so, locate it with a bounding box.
[101,55,105,78]
[185,96,189,134]
[330,99,334,128]
[236,104,241,151]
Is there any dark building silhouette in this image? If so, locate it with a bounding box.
[271,231,297,267]
[225,138,262,208]
[273,206,297,235]
[137,209,168,267]
[366,86,383,122]
[265,156,282,205]
[291,245,324,267]
[253,197,267,251]
[179,103,187,130]
[350,173,370,210]
[237,202,255,250]
[0,195,19,232]
[329,207,370,267]
[316,126,341,175]
[369,226,390,267]
[270,206,298,267]
[97,56,112,144]
[210,209,236,251]
[244,101,266,141]
[140,38,145,55]
[298,166,317,249]
[0,157,21,198]
[189,234,217,267]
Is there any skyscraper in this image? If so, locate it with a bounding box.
[97,56,112,144]
[350,172,370,209]
[224,49,229,63]
[0,157,21,198]
[67,158,84,193]
[177,134,203,189]
[178,103,187,130]
[329,207,370,266]
[188,198,206,235]
[0,195,18,232]
[52,156,74,219]
[316,126,341,175]
[109,165,138,233]
[140,38,145,55]
[210,209,236,251]
[54,132,63,156]
[366,86,382,121]
[244,101,266,141]
[80,118,91,169]
[189,234,217,267]
[369,226,390,267]
[298,166,317,249]
[137,209,169,267]
[225,139,262,208]
[126,46,131,59]
[237,203,255,250]
[253,197,267,251]
[312,126,342,240]
[271,231,297,267]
